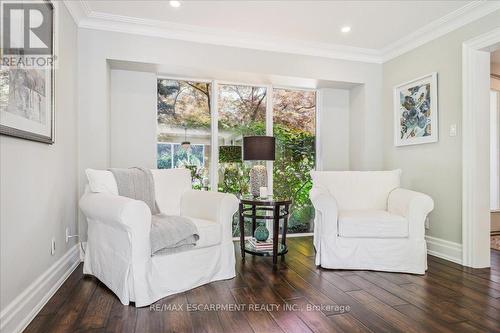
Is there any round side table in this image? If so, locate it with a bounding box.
[238,196,292,265]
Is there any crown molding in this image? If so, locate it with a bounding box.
[63,0,500,64]
[78,8,383,63]
[464,26,500,50]
[381,0,500,62]
[62,0,91,25]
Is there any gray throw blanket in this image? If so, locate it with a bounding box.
[151,214,199,256]
[109,167,199,255]
[109,167,160,215]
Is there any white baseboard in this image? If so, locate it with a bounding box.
[287,232,314,238]
[0,244,81,333]
[425,235,463,265]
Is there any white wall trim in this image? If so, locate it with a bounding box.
[62,0,91,25]
[209,80,219,191]
[381,1,500,61]
[425,235,463,265]
[74,4,382,63]
[0,245,81,333]
[462,28,500,268]
[63,0,500,64]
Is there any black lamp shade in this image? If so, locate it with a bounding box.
[243,136,275,161]
[219,145,242,163]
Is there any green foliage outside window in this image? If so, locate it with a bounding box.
[157,79,316,234]
[273,124,315,233]
[219,146,242,163]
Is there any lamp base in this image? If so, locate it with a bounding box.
[249,165,267,197]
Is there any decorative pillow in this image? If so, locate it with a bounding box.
[85,169,119,195]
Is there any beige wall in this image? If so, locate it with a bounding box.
[0,4,78,310]
[110,70,157,169]
[319,88,350,170]
[383,10,500,244]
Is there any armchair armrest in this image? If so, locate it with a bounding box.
[79,192,152,262]
[388,188,434,239]
[309,187,339,236]
[310,187,337,212]
[180,190,239,242]
[79,192,152,305]
[80,192,152,234]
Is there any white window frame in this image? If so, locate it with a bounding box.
[156,76,320,236]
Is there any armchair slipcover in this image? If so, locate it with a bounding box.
[80,168,239,306]
[310,170,433,274]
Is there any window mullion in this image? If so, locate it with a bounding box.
[210,80,219,191]
[266,85,273,195]
[315,90,322,171]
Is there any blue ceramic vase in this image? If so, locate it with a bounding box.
[254,223,269,241]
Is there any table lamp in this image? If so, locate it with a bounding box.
[243,136,275,197]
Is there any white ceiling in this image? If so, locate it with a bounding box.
[85,0,470,50]
[66,0,500,63]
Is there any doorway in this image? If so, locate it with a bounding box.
[462,28,500,268]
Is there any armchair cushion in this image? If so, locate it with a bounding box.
[85,169,119,195]
[310,170,401,210]
[338,210,408,238]
[150,217,220,255]
[189,217,222,249]
[151,169,191,215]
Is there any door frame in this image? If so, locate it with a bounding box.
[462,28,500,267]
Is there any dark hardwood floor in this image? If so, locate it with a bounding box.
[25,237,500,333]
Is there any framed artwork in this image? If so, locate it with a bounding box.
[394,72,438,146]
[0,1,55,144]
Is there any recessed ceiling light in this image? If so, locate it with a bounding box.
[169,1,181,8]
[341,26,351,33]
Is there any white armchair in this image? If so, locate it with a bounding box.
[79,168,239,306]
[310,170,433,274]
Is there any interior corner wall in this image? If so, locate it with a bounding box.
[0,1,79,316]
[110,70,157,169]
[348,82,384,171]
[319,88,350,170]
[349,84,367,170]
[382,9,500,245]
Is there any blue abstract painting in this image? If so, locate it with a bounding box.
[394,73,438,146]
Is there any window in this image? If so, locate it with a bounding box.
[157,143,205,169]
[217,84,266,194]
[273,88,316,233]
[157,79,211,189]
[217,84,267,236]
[157,78,317,235]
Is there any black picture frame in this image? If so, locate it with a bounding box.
[0,0,55,144]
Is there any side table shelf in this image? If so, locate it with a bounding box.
[238,196,292,265]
